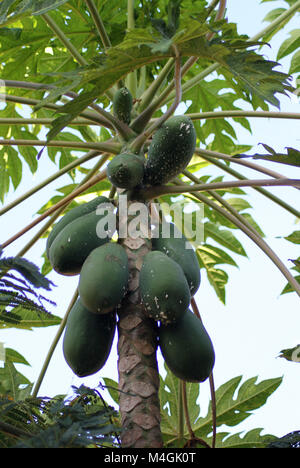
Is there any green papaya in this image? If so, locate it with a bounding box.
[78,242,129,314]
[63,297,116,377]
[48,209,114,276]
[144,115,196,186]
[159,309,215,383]
[46,196,110,257]
[152,222,200,295]
[139,251,190,325]
[107,152,144,189]
[113,87,133,125]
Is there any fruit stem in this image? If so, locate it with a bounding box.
[0,138,121,153]
[178,380,184,445]
[187,110,300,122]
[195,150,300,219]
[141,177,300,199]
[85,0,111,49]
[0,92,115,129]
[126,0,138,97]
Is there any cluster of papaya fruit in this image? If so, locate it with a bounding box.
[140,222,215,383]
[45,89,215,383]
[46,198,215,383]
[108,87,197,189]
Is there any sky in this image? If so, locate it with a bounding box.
[0,0,300,442]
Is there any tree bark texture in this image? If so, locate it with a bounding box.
[117,197,163,448]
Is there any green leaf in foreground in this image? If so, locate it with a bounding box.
[235,144,300,167]
[159,363,282,447]
[0,0,70,25]
[278,345,300,363]
[0,307,61,330]
[284,230,300,244]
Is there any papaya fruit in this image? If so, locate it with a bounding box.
[152,222,200,295]
[144,115,196,185]
[62,297,116,377]
[113,87,133,125]
[48,209,113,276]
[78,242,129,314]
[159,309,215,383]
[46,196,110,257]
[139,250,190,324]
[107,152,144,189]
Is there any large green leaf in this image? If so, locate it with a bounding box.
[236,144,300,167]
[0,0,70,25]
[0,307,61,330]
[159,364,281,448]
[204,222,247,256]
[194,375,282,438]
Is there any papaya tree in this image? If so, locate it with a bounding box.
[0,0,300,449]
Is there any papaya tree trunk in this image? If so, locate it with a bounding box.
[117,196,163,448]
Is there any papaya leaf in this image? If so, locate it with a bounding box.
[277,29,300,60]
[284,230,300,244]
[204,222,247,257]
[159,367,281,448]
[235,144,300,167]
[280,274,300,295]
[210,428,278,449]
[0,361,32,400]
[278,344,300,363]
[196,247,229,303]
[3,347,30,366]
[290,49,300,74]
[0,307,61,330]
[159,363,202,446]
[267,431,300,449]
[0,252,55,291]
[102,377,120,406]
[194,375,283,438]
[0,0,70,25]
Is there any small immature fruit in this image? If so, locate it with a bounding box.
[139,251,190,325]
[79,242,129,314]
[46,196,109,257]
[48,210,113,276]
[63,297,116,377]
[144,115,196,185]
[159,309,215,383]
[113,87,133,125]
[152,222,201,295]
[107,152,144,189]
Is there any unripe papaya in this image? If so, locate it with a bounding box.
[46,196,110,257]
[159,309,215,383]
[63,297,116,377]
[144,115,196,185]
[107,152,144,189]
[113,87,133,125]
[139,251,190,325]
[152,222,200,295]
[48,209,114,276]
[78,242,129,314]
